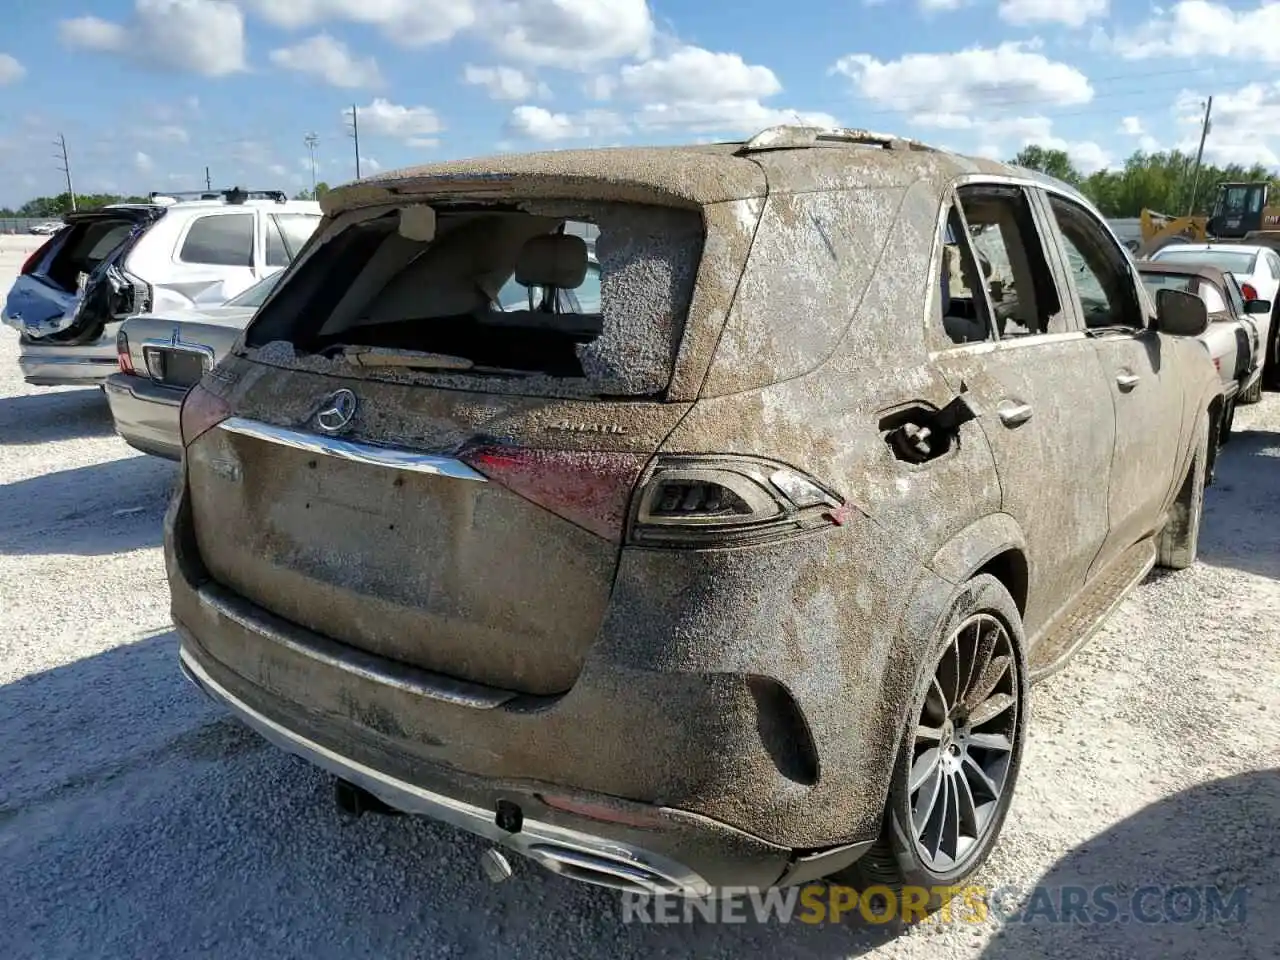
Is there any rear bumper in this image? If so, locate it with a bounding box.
[177,634,819,895]
[103,372,184,461]
[163,449,940,887]
[18,338,117,386]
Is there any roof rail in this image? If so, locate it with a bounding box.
[737,125,932,155]
[148,187,289,204]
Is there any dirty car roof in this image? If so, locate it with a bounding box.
[320,128,1094,216]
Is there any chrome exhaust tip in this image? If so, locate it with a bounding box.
[481,849,514,883]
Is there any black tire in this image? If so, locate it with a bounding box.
[832,574,1029,906]
[1156,415,1209,570]
[1239,378,1263,405]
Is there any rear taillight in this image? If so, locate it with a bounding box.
[20,237,54,275]
[460,447,649,542]
[179,381,231,447]
[116,327,135,375]
[457,448,853,547]
[627,455,846,546]
[1242,282,1259,301]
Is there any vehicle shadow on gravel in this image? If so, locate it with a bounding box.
[0,388,115,445]
[977,770,1280,959]
[0,454,176,556]
[0,632,902,960]
[1200,428,1280,580]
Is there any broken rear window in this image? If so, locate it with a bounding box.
[243,201,703,398]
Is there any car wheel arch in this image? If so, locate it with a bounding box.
[928,512,1031,616]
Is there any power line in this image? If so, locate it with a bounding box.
[53,133,76,212]
[346,104,361,180]
[1187,96,1214,215]
[303,132,319,198]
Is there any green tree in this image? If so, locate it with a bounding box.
[292,182,330,201]
[1009,146,1082,186]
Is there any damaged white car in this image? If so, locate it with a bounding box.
[2,190,319,386]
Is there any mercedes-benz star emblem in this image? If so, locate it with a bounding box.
[315,388,358,434]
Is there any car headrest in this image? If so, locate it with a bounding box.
[515,233,588,289]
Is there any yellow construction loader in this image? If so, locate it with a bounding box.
[1137,181,1280,257]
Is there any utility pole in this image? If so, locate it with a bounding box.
[1186,96,1213,217]
[54,133,76,212]
[346,103,361,179]
[303,132,319,199]
[205,166,212,191]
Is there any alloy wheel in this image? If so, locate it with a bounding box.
[908,613,1020,874]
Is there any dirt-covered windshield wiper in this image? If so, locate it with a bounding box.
[330,345,531,376]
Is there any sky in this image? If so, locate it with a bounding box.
[0,0,1278,207]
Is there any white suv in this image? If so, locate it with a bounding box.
[2,189,320,386]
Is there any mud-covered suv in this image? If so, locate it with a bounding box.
[167,127,1219,898]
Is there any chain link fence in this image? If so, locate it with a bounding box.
[0,217,60,234]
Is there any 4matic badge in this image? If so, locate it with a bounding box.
[546,420,625,435]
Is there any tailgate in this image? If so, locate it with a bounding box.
[185,365,689,696]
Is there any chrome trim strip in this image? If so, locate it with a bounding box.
[16,355,118,366]
[194,582,515,709]
[218,417,488,482]
[178,642,711,897]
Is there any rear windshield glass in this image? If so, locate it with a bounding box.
[225,272,281,309]
[243,201,704,397]
[1155,249,1255,274]
[1140,273,1228,313]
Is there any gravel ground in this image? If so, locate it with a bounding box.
[0,233,1277,958]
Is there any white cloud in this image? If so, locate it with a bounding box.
[147,124,191,144]
[1120,115,1145,135]
[268,163,289,176]
[920,0,966,9]
[504,105,628,141]
[270,34,382,88]
[632,100,837,133]
[488,0,654,69]
[583,75,616,101]
[59,0,247,77]
[352,98,444,142]
[0,53,25,85]
[832,42,1093,116]
[1042,138,1112,173]
[1174,81,1280,166]
[999,0,1107,27]
[243,0,476,46]
[360,155,382,172]
[1111,0,1280,61]
[617,46,781,102]
[583,44,834,136]
[463,65,549,100]
[135,151,154,172]
[506,105,586,141]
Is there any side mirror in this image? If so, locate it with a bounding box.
[1245,298,1272,315]
[1154,288,1209,337]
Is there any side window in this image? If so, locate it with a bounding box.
[1199,284,1228,314]
[179,213,254,267]
[1045,196,1144,331]
[265,217,290,267]
[1267,252,1280,280]
[275,214,320,257]
[1222,277,1245,317]
[933,184,1063,347]
[572,262,601,313]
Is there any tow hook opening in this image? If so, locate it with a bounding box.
[495,799,523,834]
[333,778,403,818]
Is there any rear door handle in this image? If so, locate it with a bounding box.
[1116,372,1141,390]
[997,401,1033,426]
